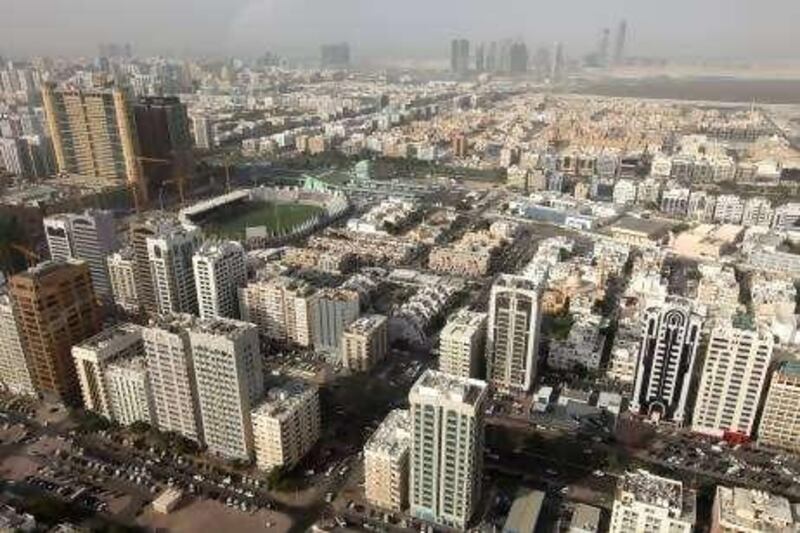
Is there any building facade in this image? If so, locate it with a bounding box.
[147,223,202,315]
[758,362,800,454]
[192,241,246,320]
[692,324,773,439]
[105,356,154,426]
[486,275,542,394]
[409,370,488,530]
[609,470,695,533]
[9,261,101,405]
[0,292,36,396]
[438,309,487,379]
[364,409,411,512]
[341,314,389,372]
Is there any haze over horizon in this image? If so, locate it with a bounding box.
[3,0,800,62]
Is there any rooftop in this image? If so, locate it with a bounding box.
[440,309,488,341]
[715,486,796,532]
[493,273,540,293]
[344,314,387,335]
[410,369,487,408]
[73,323,142,353]
[194,240,244,261]
[189,317,257,340]
[252,380,317,421]
[619,470,692,517]
[503,490,545,533]
[365,409,410,460]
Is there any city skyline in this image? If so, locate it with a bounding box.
[2,0,800,62]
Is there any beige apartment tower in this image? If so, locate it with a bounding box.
[439,309,487,379]
[364,409,411,512]
[42,84,140,191]
[341,314,388,372]
[758,362,800,454]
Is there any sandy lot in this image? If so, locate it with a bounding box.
[137,497,294,532]
[0,455,40,480]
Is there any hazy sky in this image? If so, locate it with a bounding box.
[3,0,800,61]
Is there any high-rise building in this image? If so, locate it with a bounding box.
[0,292,36,396]
[189,318,264,460]
[72,323,143,419]
[409,370,488,530]
[692,323,773,439]
[251,380,321,471]
[192,241,246,320]
[190,114,213,150]
[486,275,542,394]
[0,138,32,176]
[132,96,193,205]
[631,297,705,425]
[320,43,351,68]
[613,19,627,65]
[364,409,411,512]
[312,288,360,353]
[450,39,470,74]
[239,276,315,347]
[142,314,202,442]
[105,355,154,426]
[147,222,202,316]
[129,213,179,315]
[439,309,487,379]
[609,470,695,533]
[758,361,800,454]
[551,42,565,81]
[41,84,140,189]
[341,314,389,372]
[598,28,611,66]
[9,260,101,405]
[508,41,529,74]
[44,210,117,302]
[474,43,485,72]
[107,248,139,313]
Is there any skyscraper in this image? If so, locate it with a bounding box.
[474,43,485,72]
[147,222,202,316]
[0,291,36,396]
[320,43,351,68]
[486,275,542,394]
[551,42,565,81]
[613,19,627,65]
[758,362,800,454]
[692,323,773,440]
[129,213,179,315]
[311,288,360,353]
[44,210,117,302]
[364,409,410,512]
[142,314,202,442]
[72,323,144,419]
[509,41,529,74]
[450,39,470,74]
[631,297,705,425]
[409,370,487,529]
[9,260,101,405]
[598,28,611,66]
[132,96,194,206]
[189,318,264,460]
[439,309,487,379]
[41,84,140,189]
[192,241,246,320]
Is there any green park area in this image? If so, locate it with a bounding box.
[204,201,324,238]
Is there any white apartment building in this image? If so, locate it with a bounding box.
[0,292,35,396]
[486,275,542,394]
[713,194,745,225]
[105,356,154,426]
[142,315,202,442]
[687,191,716,222]
[741,197,773,227]
[312,288,360,353]
[695,264,740,321]
[758,362,800,454]
[251,380,320,471]
[711,485,798,532]
[692,324,773,439]
[438,309,487,379]
[107,248,139,312]
[612,179,637,206]
[44,210,117,300]
[192,240,246,319]
[71,323,143,420]
[409,370,488,530]
[341,314,389,372]
[609,470,696,533]
[239,276,315,347]
[631,297,705,425]
[365,409,411,511]
[189,318,264,460]
[147,223,202,315]
[660,187,690,216]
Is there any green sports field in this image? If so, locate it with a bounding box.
[204,201,324,238]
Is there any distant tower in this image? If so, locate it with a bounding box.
[599,28,611,66]
[613,19,627,65]
[451,39,470,74]
[475,43,485,72]
[551,42,565,81]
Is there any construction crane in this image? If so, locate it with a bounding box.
[10,243,40,268]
